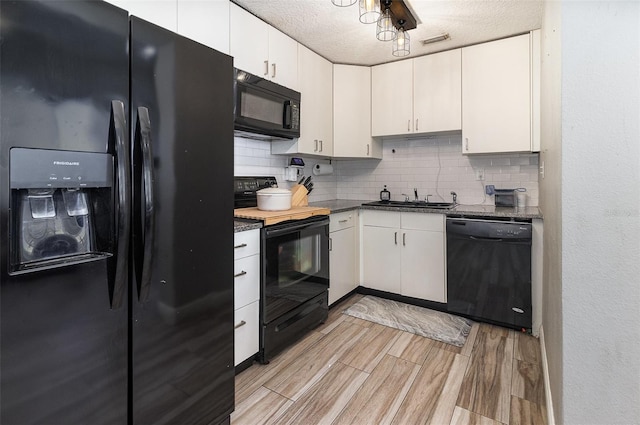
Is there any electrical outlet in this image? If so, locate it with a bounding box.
[485,185,495,195]
[475,168,485,181]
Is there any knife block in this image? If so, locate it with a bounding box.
[290,184,309,207]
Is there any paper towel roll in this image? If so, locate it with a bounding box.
[313,163,333,176]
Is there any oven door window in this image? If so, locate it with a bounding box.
[264,225,329,323]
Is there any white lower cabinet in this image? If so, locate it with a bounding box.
[362,210,446,303]
[233,229,260,366]
[329,211,358,305]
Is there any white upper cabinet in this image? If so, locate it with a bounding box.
[104,0,177,31]
[333,65,381,159]
[462,33,532,154]
[371,60,413,137]
[229,4,298,90]
[272,45,332,156]
[372,50,462,137]
[413,49,462,133]
[177,0,230,54]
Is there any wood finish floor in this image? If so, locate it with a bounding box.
[233,294,547,425]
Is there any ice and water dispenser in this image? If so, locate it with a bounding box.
[9,148,113,274]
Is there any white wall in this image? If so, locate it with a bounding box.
[539,0,563,423]
[235,135,540,206]
[560,1,640,424]
[337,134,539,206]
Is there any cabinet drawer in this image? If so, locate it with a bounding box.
[362,209,400,228]
[401,212,444,232]
[330,211,356,232]
[234,301,259,366]
[234,229,260,260]
[234,255,260,310]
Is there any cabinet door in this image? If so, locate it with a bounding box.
[371,60,413,137]
[297,45,332,155]
[268,27,298,90]
[413,49,461,133]
[333,65,381,158]
[462,34,531,153]
[230,4,269,77]
[362,226,401,293]
[105,0,177,31]
[400,229,446,303]
[329,227,356,305]
[177,0,229,54]
[234,301,259,366]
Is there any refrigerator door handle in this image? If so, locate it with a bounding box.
[136,107,155,302]
[109,100,130,309]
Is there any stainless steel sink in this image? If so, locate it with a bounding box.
[362,200,456,209]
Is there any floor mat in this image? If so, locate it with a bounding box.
[343,295,473,347]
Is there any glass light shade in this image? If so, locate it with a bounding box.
[332,0,357,6]
[392,28,410,56]
[359,0,381,24]
[376,8,397,41]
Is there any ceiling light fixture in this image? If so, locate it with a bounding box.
[359,0,381,24]
[420,33,450,45]
[332,0,417,57]
[392,20,410,57]
[376,2,397,41]
[331,0,357,6]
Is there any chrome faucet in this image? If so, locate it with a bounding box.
[426,194,433,203]
[401,193,410,202]
[450,191,458,204]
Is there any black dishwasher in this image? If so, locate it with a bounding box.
[446,217,532,331]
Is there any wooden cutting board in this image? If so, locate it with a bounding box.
[234,206,330,226]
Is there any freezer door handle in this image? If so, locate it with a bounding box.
[135,106,156,302]
[109,100,130,309]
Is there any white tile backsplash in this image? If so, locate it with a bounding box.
[234,133,539,206]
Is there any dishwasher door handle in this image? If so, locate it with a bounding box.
[469,235,504,242]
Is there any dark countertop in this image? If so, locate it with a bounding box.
[307,199,369,213]
[312,199,543,219]
[234,219,262,233]
[234,200,542,232]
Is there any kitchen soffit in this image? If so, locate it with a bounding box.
[231,0,544,66]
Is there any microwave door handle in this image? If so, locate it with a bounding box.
[109,100,131,310]
[136,107,156,302]
[283,100,292,129]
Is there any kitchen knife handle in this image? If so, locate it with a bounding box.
[136,107,156,303]
[109,100,130,310]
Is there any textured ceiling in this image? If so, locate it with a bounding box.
[231,0,543,66]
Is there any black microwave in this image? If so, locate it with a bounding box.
[233,68,300,139]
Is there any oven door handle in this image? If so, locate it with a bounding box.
[264,219,328,237]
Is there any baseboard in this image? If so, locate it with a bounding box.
[539,325,556,425]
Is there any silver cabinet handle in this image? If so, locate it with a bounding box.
[272,63,277,78]
[416,118,419,132]
[465,137,469,151]
[234,270,247,278]
[403,233,406,246]
[319,140,323,152]
[407,119,411,132]
[264,60,269,76]
[394,232,398,245]
[314,139,318,152]
[339,219,348,223]
[329,237,332,252]
[234,243,247,249]
[234,320,247,329]
[366,144,370,156]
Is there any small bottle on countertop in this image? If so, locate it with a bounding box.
[380,185,391,201]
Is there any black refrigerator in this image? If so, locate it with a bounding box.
[0,2,235,424]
